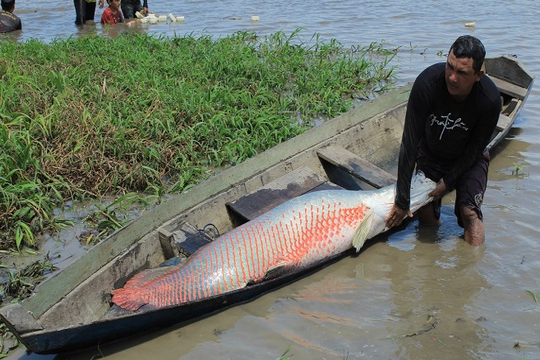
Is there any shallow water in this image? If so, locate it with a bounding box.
[4,0,540,359]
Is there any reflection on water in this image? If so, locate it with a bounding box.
[5,0,540,359]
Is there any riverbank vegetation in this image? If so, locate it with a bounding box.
[0,30,396,252]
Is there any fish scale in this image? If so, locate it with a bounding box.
[111,173,435,311]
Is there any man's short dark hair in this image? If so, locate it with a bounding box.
[449,35,486,73]
[1,0,15,11]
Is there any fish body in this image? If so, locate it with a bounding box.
[112,173,435,311]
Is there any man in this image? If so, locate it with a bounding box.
[0,0,22,33]
[385,35,501,246]
[74,0,104,26]
[121,0,149,19]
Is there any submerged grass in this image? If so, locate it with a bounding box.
[0,256,57,303]
[0,29,396,250]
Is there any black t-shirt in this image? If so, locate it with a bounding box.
[0,10,22,33]
[395,62,501,210]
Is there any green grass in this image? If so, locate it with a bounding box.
[0,29,396,250]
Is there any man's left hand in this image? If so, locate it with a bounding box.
[386,203,413,229]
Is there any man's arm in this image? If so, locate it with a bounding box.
[395,75,433,210]
[386,72,434,228]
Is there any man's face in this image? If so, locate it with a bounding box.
[445,49,483,101]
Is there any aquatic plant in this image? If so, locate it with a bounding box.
[0,256,57,304]
[276,345,293,360]
[525,289,539,303]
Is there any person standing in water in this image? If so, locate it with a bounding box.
[385,35,501,246]
[101,0,124,25]
[121,0,149,19]
[0,0,22,33]
[74,0,105,26]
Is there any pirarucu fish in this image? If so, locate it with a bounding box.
[112,172,435,311]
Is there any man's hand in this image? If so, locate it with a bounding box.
[385,203,413,229]
[429,179,447,201]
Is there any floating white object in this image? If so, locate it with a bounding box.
[168,13,176,22]
[251,15,260,22]
[148,16,158,24]
[140,17,149,23]
[158,15,167,22]
[465,22,476,27]
[176,16,185,22]
[135,11,145,19]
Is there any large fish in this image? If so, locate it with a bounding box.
[112,172,435,311]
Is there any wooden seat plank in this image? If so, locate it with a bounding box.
[227,166,341,223]
[496,114,513,131]
[170,223,215,257]
[488,75,528,99]
[317,145,396,189]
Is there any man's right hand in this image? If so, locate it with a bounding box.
[385,203,413,229]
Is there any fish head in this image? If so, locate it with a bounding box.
[409,171,437,212]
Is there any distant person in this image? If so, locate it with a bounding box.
[0,0,22,33]
[74,0,104,26]
[121,0,148,19]
[101,0,124,25]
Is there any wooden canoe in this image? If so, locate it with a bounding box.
[0,55,533,354]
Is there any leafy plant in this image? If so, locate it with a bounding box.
[526,289,539,303]
[276,345,293,360]
[512,162,525,176]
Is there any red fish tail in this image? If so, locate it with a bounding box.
[111,287,148,311]
[111,265,184,310]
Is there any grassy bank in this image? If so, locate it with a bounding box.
[0,29,396,251]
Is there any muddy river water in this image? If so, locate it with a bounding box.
[5,0,540,359]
